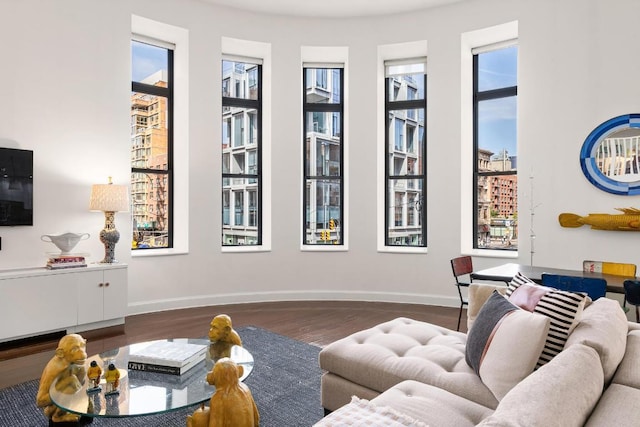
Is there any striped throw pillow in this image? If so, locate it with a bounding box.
[506,272,589,368]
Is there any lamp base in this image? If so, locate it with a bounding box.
[99,212,120,264]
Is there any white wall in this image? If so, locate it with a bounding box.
[1,0,639,316]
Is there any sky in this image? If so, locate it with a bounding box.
[477,46,518,158]
[132,41,167,83]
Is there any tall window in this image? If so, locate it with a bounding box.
[131,38,173,249]
[303,66,343,245]
[222,59,262,246]
[384,59,427,247]
[473,44,518,250]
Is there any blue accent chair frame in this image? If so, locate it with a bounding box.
[541,274,607,300]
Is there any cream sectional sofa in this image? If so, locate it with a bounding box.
[315,283,640,427]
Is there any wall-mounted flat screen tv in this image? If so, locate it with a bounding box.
[0,148,33,226]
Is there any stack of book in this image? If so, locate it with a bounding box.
[46,255,87,270]
[127,341,207,376]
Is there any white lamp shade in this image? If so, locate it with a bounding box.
[89,183,130,212]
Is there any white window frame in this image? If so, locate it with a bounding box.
[377,41,428,254]
[300,46,349,252]
[460,21,518,258]
[131,15,189,257]
[222,37,272,253]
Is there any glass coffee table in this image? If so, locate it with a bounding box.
[50,338,253,418]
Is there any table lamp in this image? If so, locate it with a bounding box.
[89,177,129,263]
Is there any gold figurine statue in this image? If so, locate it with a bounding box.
[208,314,242,346]
[208,314,242,361]
[86,360,102,392]
[104,363,120,395]
[186,404,210,427]
[187,357,259,427]
[36,333,88,423]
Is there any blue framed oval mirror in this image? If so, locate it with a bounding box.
[580,113,640,195]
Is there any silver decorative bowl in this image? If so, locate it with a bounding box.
[41,232,90,254]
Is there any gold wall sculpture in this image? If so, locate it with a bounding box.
[559,208,640,231]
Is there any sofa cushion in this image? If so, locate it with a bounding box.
[466,291,550,401]
[584,383,640,427]
[564,297,628,385]
[467,283,508,330]
[319,317,499,409]
[320,372,381,412]
[628,321,640,331]
[609,330,640,389]
[506,272,589,367]
[371,380,494,427]
[314,396,429,427]
[477,343,604,427]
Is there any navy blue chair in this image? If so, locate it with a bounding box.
[623,280,640,322]
[540,274,607,300]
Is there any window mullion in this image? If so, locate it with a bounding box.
[222,97,260,109]
[476,86,517,102]
[132,82,169,97]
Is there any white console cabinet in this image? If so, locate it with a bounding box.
[0,263,128,342]
[75,267,128,329]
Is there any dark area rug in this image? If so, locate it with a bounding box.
[0,326,324,426]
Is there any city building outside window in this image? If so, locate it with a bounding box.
[303,66,343,245]
[384,59,427,247]
[473,44,518,251]
[222,59,262,246]
[131,38,173,249]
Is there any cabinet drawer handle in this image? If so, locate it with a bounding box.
[104,282,110,287]
[99,282,104,287]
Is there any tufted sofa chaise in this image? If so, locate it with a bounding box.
[315,282,640,426]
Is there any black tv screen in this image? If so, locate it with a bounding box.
[0,148,33,226]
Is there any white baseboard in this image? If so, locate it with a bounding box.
[127,291,460,316]
[68,318,125,333]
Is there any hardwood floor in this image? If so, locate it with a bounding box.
[0,300,463,390]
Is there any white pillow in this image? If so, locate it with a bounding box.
[477,344,603,427]
[564,297,628,385]
[466,291,550,400]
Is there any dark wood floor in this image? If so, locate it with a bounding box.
[0,300,463,390]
